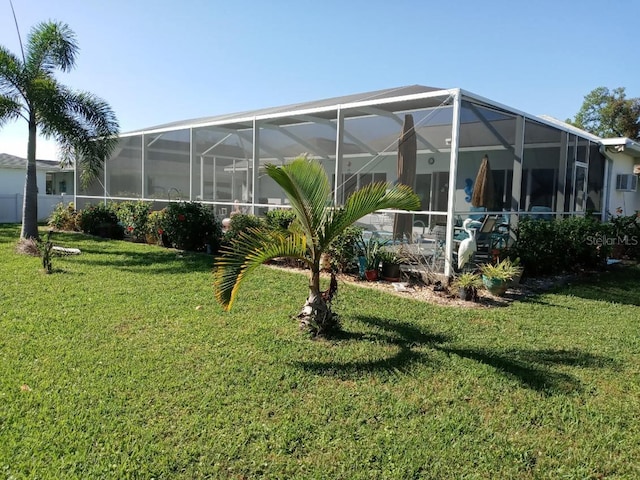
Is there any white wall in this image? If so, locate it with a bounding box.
[0,168,27,195]
[0,194,71,223]
[0,167,48,196]
[606,151,640,216]
[0,166,73,223]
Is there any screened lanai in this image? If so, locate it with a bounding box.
[75,85,607,276]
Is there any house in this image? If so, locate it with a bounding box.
[0,153,74,223]
[599,137,640,216]
[72,85,639,275]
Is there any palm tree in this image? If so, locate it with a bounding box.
[0,21,119,240]
[213,157,421,336]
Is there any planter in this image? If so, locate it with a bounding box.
[364,269,378,282]
[381,262,401,282]
[508,270,523,287]
[482,275,509,296]
[458,286,474,301]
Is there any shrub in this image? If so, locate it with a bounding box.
[608,212,640,260]
[265,209,296,231]
[510,216,610,276]
[557,216,611,269]
[146,210,168,246]
[115,201,152,242]
[326,225,363,273]
[77,203,124,239]
[163,202,221,252]
[48,202,79,231]
[222,213,265,247]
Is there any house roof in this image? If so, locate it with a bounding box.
[600,137,640,157]
[0,153,65,171]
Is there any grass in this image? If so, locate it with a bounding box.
[1,224,639,479]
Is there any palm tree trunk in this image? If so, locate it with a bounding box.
[21,117,39,240]
[297,265,337,336]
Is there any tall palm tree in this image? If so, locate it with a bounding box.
[214,157,421,336]
[0,21,119,239]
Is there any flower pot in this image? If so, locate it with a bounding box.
[364,269,378,282]
[508,270,523,287]
[482,275,508,296]
[381,262,401,282]
[458,286,474,301]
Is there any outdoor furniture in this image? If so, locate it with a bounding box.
[530,205,553,221]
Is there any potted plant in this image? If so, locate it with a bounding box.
[357,235,385,281]
[480,258,523,296]
[452,272,482,301]
[379,248,405,282]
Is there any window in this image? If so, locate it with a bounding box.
[615,174,638,192]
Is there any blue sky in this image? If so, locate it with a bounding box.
[1,0,639,159]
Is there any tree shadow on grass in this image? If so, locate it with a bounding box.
[551,266,640,306]
[296,315,618,394]
[295,315,450,380]
[439,347,618,395]
[72,248,214,274]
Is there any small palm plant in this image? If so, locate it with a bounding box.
[213,157,421,336]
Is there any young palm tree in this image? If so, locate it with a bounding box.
[0,21,119,239]
[213,157,421,336]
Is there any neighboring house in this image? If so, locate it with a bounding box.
[599,138,640,217]
[67,85,640,275]
[0,153,74,223]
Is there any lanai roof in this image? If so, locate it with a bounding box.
[126,85,446,134]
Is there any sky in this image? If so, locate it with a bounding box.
[1,0,639,160]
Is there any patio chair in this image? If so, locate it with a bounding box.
[530,205,553,221]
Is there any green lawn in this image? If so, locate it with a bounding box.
[1,224,639,479]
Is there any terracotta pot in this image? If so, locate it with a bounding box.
[364,269,378,282]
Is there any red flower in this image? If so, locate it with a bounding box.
[127,226,134,232]
[178,214,186,222]
[157,228,164,235]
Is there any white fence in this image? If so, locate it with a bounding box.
[0,194,72,224]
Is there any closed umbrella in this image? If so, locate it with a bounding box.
[471,154,496,210]
[393,114,417,241]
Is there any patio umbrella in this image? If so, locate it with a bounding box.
[471,154,496,211]
[393,114,417,241]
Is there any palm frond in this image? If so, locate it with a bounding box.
[33,80,119,186]
[265,157,331,241]
[0,46,24,97]
[25,21,78,74]
[324,182,421,245]
[214,228,309,310]
[0,94,22,126]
